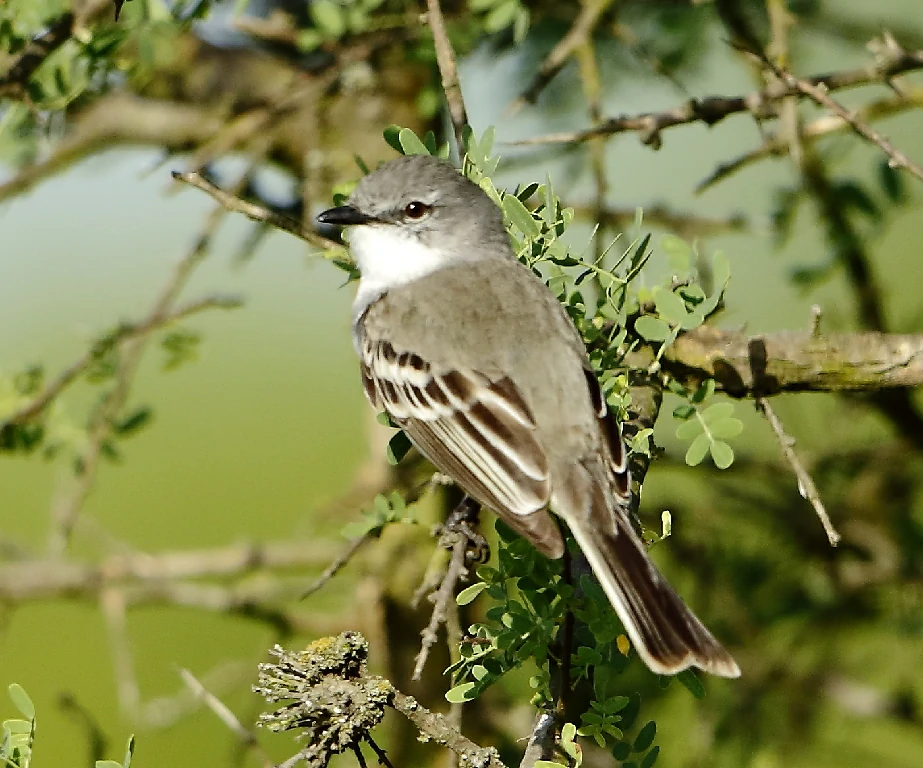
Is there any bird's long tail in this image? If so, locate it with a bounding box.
[554,459,740,678]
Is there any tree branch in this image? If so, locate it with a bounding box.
[0,539,335,603]
[510,39,923,148]
[661,326,923,395]
[423,0,469,153]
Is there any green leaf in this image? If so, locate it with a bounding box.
[456,582,488,605]
[684,433,709,466]
[2,720,31,733]
[691,379,715,403]
[677,668,706,699]
[383,125,403,153]
[701,402,734,423]
[96,762,123,768]
[708,417,743,440]
[296,29,322,51]
[633,721,656,752]
[310,0,346,36]
[709,440,735,469]
[878,158,906,204]
[672,403,695,420]
[386,431,412,465]
[484,0,519,32]
[445,682,476,703]
[398,128,431,156]
[641,746,660,768]
[634,316,671,342]
[7,685,34,720]
[675,419,703,441]
[533,763,567,768]
[114,406,152,437]
[654,289,688,325]
[503,194,541,238]
[123,735,135,768]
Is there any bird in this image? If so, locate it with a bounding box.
[317,154,740,678]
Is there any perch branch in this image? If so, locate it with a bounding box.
[660,327,923,395]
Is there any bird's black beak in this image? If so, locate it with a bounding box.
[316,205,375,226]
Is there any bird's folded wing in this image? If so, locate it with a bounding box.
[360,338,552,520]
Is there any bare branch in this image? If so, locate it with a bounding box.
[756,398,841,546]
[696,89,923,193]
[412,535,467,681]
[301,533,373,600]
[510,0,616,112]
[179,668,274,768]
[424,0,469,153]
[1,294,242,429]
[172,170,342,252]
[0,539,334,603]
[755,47,923,183]
[510,40,923,148]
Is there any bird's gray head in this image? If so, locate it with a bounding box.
[318,155,508,251]
[318,155,514,308]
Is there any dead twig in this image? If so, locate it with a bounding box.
[301,533,373,600]
[756,397,841,546]
[412,534,468,681]
[179,667,274,768]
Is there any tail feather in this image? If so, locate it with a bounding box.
[555,461,740,678]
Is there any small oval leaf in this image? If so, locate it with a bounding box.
[684,433,710,466]
[710,440,735,469]
[456,582,488,606]
[8,684,34,720]
[634,316,671,342]
[445,682,477,703]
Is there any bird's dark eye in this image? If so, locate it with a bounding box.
[404,201,431,219]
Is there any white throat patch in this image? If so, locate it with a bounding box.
[349,224,446,318]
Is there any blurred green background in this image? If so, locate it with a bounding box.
[3,0,923,766]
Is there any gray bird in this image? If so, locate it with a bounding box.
[318,154,740,678]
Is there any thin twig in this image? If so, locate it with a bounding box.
[172,171,342,252]
[301,533,372,599]
[755,52,923,183]
[509,41,923,147]
[47,198,232,554]
[412,535,467,681]
[423,0,469,153]
[179,667,274,768]
[1,294,242,429]
[756,397,841,546]
[510,0,616,112]
[101,587,139,720]
[696,89,923,193]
